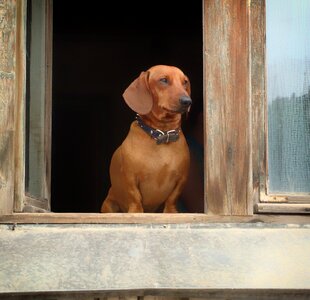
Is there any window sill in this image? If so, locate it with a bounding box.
[0,212,310,224]
[0,222,310,296]
[255,203,310,214]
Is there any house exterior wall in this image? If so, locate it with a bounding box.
[0,1,310,299]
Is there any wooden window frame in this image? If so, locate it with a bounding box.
[0,0,52,214]
[14,0,52,213]
[250,0,310,214]
[0,0,310,221]
[205,0,309,216]
[23,0,53,211]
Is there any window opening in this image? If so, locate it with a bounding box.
[51,1,204,213]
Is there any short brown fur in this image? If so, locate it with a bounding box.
[101,65,191,213]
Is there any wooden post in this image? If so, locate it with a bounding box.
[204,0,251,215]
[249,0,266,209]
[0,0,17,214]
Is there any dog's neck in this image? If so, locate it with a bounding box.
[140,111,182,132]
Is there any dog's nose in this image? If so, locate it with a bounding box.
[179,96,192,107]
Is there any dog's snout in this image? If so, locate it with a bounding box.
[179,96,192,107]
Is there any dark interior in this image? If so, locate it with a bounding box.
[52,1,204,213]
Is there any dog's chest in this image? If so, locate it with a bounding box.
[135,140,189,208]
[139,139,186,176]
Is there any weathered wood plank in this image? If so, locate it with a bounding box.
[2,291,310,300]
[0,296,139,300]
[0,0,17,214]
[1,212,310,224]
[204,0,250,215]
[0,131,14,214]
[0,223,309,295]
[44,0,53,210]
[144,297,184,300]
[250,0,266,207]
[255,203,310,214]
[13,0,26,212]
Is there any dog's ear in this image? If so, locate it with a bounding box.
[122,71,153,115]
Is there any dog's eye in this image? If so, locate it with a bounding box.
[183,79,188,86]
[159,78,168,84]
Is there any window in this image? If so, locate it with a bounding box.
[0,0,52,214]
[23,0,52,212]
[255,0,310,213]
[1,0,309,219]
[1,1,309,297]
[267,0,310,194]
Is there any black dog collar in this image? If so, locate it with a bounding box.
[136,114,180,145]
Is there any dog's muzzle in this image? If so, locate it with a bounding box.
[179,95,192,113]
[179,95,192,107]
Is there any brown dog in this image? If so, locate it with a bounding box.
[100,65,192,213]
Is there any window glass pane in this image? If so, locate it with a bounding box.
[267,0,310,193]
[26,0,47,199]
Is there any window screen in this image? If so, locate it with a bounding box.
[266,0,310,193]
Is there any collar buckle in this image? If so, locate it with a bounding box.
[155,129,179,144]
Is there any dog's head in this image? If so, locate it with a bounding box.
[123,65,191,117]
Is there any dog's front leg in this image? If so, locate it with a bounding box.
[163,178,187,213]
[127,186,144,213]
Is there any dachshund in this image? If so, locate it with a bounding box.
[101,65,192,213]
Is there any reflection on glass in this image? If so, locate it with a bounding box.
[267,0,310,193]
